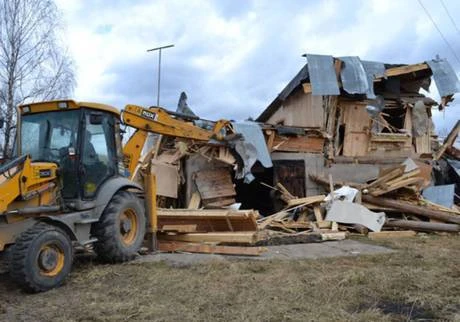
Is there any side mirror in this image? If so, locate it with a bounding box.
[89,113,103,125]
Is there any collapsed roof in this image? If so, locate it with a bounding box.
[257,54,460,122]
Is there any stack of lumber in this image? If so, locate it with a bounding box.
[362,161,425,197]
[157,209,267,256]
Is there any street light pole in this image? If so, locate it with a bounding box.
[147,44,174,106]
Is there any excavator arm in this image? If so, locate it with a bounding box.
[121,104,232,177]
[120,104,234,251]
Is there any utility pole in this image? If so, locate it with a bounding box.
[147,44,174,106]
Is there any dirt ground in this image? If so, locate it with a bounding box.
[0,235,459,322]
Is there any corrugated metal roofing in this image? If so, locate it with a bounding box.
[306,54,340,95]
[339,56,369,95]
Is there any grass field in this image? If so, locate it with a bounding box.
[0,235,459,321]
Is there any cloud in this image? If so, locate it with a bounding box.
[55,0,460,131]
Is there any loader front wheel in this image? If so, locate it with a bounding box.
[9,222,73,293]
[92,191,145,262]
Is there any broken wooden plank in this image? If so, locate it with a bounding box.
[287,195,326,207]
[158,241,266,256]
[362,195,460,224]
[434,120,460,160]
[159,232,257,244]
[385,220,460,233]
[258,211,290,229]
[160,224,198,233]
[368,230,416,240]
[276,182,296,201]
[320,231,347,241]
[187,192,201,209]
[309,173,364,190]
[367,166,405,189]
[369,177,423,196]
[382,63,429,78]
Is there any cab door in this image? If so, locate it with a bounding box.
[80,110,118,199]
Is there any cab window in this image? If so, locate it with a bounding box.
[81,111,117,198]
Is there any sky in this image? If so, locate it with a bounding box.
[55,0,460,135]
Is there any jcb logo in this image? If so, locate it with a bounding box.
[141,110,158,121]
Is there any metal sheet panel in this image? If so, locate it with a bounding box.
[306,54,340,95]
[361,60,386,99]
[427,59,460,96]
[422,184,455,208]
[339,56,369,95]
[232,121,273,183]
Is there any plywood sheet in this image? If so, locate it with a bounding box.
[194,168,236,201]
[343,132,369,157]
[267,91,324,128]
[151,160,179,198]
[341,102,371,157]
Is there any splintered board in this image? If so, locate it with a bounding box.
[194,168,236,202]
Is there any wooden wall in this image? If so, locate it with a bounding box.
[267,90,324,128]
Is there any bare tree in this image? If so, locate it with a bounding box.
[0,0,75,158]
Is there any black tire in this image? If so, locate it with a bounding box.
[9,222,73,293]
[91,191,146,263]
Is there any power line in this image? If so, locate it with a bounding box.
[417,0,460,66]
[439,0,460,36]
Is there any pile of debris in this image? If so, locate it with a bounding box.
[257,132,459,242]
[136,84,459,256]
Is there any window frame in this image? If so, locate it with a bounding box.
[79,108,119,200]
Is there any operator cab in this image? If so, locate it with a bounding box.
[18,100,123,208]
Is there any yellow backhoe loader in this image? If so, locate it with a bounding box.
[0,100,233,292]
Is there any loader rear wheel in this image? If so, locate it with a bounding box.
[9,222,73,293]
[92,191,145,262]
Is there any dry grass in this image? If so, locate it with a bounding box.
[0,235,459,321]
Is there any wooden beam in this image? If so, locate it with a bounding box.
[302,83,312,94]
[287,195,326,207]
[159,232,257,244]
[321,231,347,241]
[160,224,198,233]
[366,166,405,189]
[369,177,422,196]
[368,230,416,239]
[158,241,266,256]
[382,63,429,78]
[362,195,460,224]
[187,192,201,209]
[157,209,257,218]
[434,120,460,160]
[385,220,460,233]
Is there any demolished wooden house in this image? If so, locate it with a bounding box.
[135,56,460,256]
[256,54,460,199]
